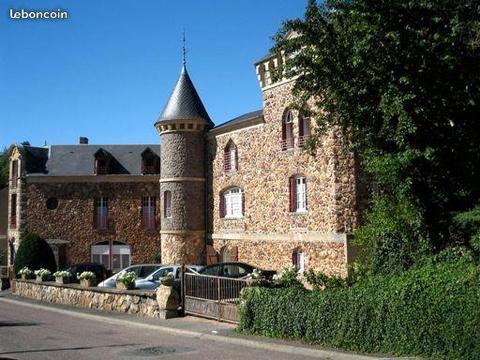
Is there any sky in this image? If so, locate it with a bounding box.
[0,1,306,149]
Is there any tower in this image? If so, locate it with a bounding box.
[155,64,213,264]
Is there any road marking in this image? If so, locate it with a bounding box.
[0,297,390,360]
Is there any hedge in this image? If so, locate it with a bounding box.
[239,260,480,360]
[13,233,57,275]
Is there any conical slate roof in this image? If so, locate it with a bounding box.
[155,65,213,127]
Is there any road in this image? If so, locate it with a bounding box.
[0,296,379,360]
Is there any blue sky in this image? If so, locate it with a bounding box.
[0,1,306,149]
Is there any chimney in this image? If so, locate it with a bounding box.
[79,137,88,144]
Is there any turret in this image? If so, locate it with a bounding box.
[155,65,213,264]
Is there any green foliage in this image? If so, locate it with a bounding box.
[305,269,347,290]
[0,249,7,266]
[273,267,303,288]
[239,261,480,359]
[274,0,480,273]
[13,233,57,276]
[0,147,10,189]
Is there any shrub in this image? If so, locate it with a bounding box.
[272,266,303,288]
[13,233,56,276]
[53,271,71,278]
[78,271,96,281]
[117,271,136,286]
[305,269,347,291]
[239,261,480,360]
[17,266,33,278]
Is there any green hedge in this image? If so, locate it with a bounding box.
[239,261,480,359]
[13,233,57,275]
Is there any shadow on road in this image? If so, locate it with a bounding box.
[0,343,140,356]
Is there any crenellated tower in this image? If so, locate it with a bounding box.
[154,64,213,265]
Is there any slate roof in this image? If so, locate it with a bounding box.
[212,110,264,132]
[22,144,160,176]
[155,65,214,127]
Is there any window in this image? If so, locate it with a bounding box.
[94,197,108,230]
[258,63,266,87]
[143,196,156,230]
[292,249,305,273]
[10,194,17,229]
[224,140,238,173]
[46,197,58,210]
[220,187,244,218]
[289,176,307,212]
[163,191,172,218]
[91,241,130,272]
[281,109,294,150]
[11,160,18,188]
[298,112,311,147]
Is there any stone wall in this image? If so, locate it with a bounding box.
[206,80,358,276]
[23,181,161,267]
[13,280,160,317]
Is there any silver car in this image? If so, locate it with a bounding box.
[97,264,162,288]
[135,265,203,290]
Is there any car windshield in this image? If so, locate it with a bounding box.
[151,267,174,281]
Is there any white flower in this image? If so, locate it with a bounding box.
[78,271,96,280]
[53,271,71,278]
[34,268,51,277]
[18,267,33,276]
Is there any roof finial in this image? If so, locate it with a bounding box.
[182,30,187,65]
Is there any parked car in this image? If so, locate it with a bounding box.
[135,265,203,290]
[97,264,162,288]
[63,263,109,282]
[195,262,276,279]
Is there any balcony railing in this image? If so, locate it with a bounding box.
[280,138,294,151]
[298,135,310,148]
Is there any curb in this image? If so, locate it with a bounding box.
[0,296,397,360]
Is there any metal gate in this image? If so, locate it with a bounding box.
[183,272,248,323]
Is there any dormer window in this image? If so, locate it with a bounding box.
[141,148,160,175]
[281,109,294,150]
[94,149,111,175]
[224,140,238,173]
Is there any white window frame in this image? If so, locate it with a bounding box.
[224,187,243,218]
[295,251,305,273]
[229,144,237,171]
[91,243,131,272]
[295,176,307,212]
[143,196,156,229]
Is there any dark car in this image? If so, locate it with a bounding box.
[63,263,109,282]
[197,262,275,279]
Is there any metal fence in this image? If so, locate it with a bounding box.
[183,273,248,323]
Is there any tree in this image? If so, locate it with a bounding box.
[274,0,480,273]
[0,147,9,188]
[13,233,57,275]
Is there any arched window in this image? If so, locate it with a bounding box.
[298,111,311,147]
[91,240,131,272]
[281,109,294,150]
[289,175,307,213]
[224,140,238,173]
[163,191,172,218]
[292,248,305,273]
[219,187,244,218]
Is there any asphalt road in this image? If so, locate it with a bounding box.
[0,297,350,360]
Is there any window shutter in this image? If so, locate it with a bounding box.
[93,199,97,228]
[289,177,296,212]
[219,193,225,218]
[305,179,308,210]
[292,251,298,267]
[235,146,239,171]
[282,121,287,141]
[299,116,304,138]
[224,148,230,172]
[242,190,245,216]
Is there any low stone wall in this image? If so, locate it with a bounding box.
[13,280,160,317]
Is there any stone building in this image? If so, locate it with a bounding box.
[7,46,360,276]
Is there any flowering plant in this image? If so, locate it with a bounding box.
[78,271,96,281]
[53,271,71,278]
[249,269,264,280]
[117,271,136,286]
[34,268,51,277]
[18,267,33,277]
[246,268,269,287]
[273,266,303,288]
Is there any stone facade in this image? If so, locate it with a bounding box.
[206,80,358,275]
[21,180,161,267]
[13,280,160,317]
